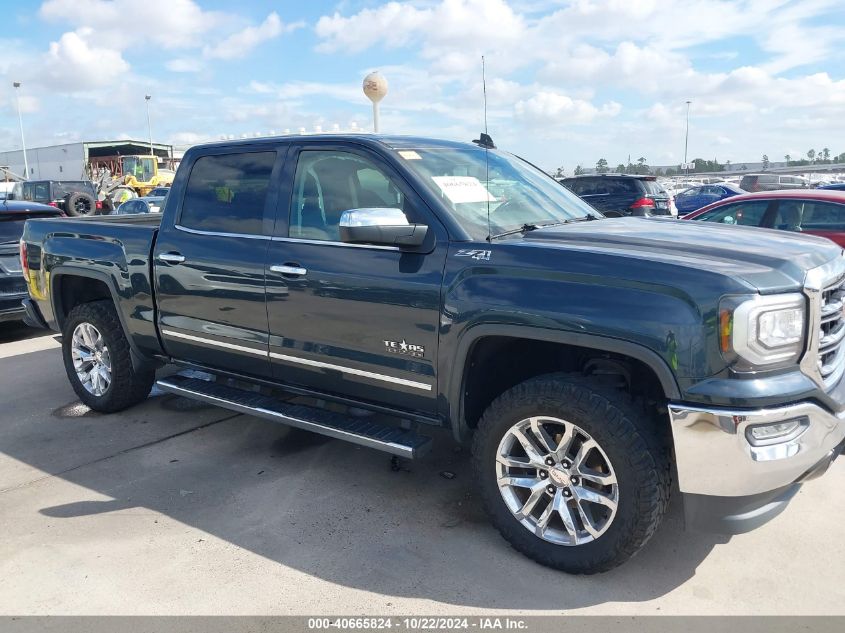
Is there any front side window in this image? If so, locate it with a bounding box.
[694,200,770,226]
[289,150,406,241]
[401,147,597,240]
[180,152,276,235]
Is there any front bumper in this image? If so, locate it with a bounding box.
[670,400,845,533]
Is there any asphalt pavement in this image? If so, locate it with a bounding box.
[0,322,843,615]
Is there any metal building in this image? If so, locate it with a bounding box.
[0,140,173,181]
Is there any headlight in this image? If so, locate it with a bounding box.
[721,294,806,366]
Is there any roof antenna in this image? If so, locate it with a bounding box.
[476,56,495,242]
[473,57,495,150]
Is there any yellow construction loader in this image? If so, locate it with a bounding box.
[121,155,175,197]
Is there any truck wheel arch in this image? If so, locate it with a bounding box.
[50,268,155,373]
[447,324,681,443]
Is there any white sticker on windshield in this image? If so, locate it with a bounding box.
[431,176,496,204]
[398,150,422,160]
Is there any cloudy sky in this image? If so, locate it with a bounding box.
[1,0,844,171]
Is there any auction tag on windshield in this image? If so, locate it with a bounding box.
[397,150,422,160]
[431,176,496,204]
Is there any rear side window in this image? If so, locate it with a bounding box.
[607,179,638,194]
[739,176,757,189]
[21,182,50,201]
[180,152,276,234]
[563,179,593,195]
[641,181,664,195]
[54,182,95,198]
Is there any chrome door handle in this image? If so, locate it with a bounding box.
[270,265,307,276]
[157,252,185,264]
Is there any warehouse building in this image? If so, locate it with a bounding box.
[0,140,174,181]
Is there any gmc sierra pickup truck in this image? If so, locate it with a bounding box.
[20,135,845,574]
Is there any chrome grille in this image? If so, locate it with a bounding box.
[817,276,845,387]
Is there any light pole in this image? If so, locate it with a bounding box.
[363,71,388,133]
[145,95,153,156]
[13,82,29,178]
[684,100,691,177]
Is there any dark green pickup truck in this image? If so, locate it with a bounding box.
[20,135,845,573]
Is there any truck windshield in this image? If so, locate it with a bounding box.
[123,157,156,182]
[398,147,599,240]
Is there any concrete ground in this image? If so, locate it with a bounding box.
[0,321,843,616]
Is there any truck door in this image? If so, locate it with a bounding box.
[153,148,284,378]
[265,144,447,415]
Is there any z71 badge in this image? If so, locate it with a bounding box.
[384,339,425,358]
[455,249,491,261]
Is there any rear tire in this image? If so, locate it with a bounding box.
[61,300,154,412]
[64,192,96,217]
[471,373,670,574]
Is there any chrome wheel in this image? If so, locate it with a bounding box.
[71,322,112,396]
[496,416,619,546]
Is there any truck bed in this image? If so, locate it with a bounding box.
[21,213,162,357]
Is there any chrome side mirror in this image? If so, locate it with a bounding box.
[338,208,428,248]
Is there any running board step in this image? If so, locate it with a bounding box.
[155,375,433,459]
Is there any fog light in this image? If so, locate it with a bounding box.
[746,417,809,446]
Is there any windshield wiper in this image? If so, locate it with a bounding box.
[488,215,598,241]
[567,213,599,223]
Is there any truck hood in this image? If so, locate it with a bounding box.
[520,216,842,293]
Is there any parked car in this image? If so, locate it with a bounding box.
[11,180,101,216]
[21,135,845,574]
[818,182,845,191]
[116,196,166,215]
[1,199,63,322]
[674,182,745,215]
[148,187,171,197]
[683,190,845,247]
[560,174,673,216]
[739,173,809,192]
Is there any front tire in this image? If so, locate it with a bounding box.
[62,300,154,413]
[471,373,670,574]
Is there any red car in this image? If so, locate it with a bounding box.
[682,189,845,247]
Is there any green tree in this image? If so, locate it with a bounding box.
[635,157,648,174]
[615,163,626,173]
[807,149,816,163]
[762,155,769,170]
[596,158,609,174]
[574,164,585,176]
[784,154,791,166]
[553,166,566,179]
[822,147,831,162]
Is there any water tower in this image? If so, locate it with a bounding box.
[362,71,388,133]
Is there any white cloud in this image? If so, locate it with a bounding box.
[38,29,130,91]
[203,12,303,60]
[514,91,621,125]
[316,0,527,77]
[39,0,224,50]
[166,58,203,73]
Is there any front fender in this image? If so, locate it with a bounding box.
[442,323,681,443]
